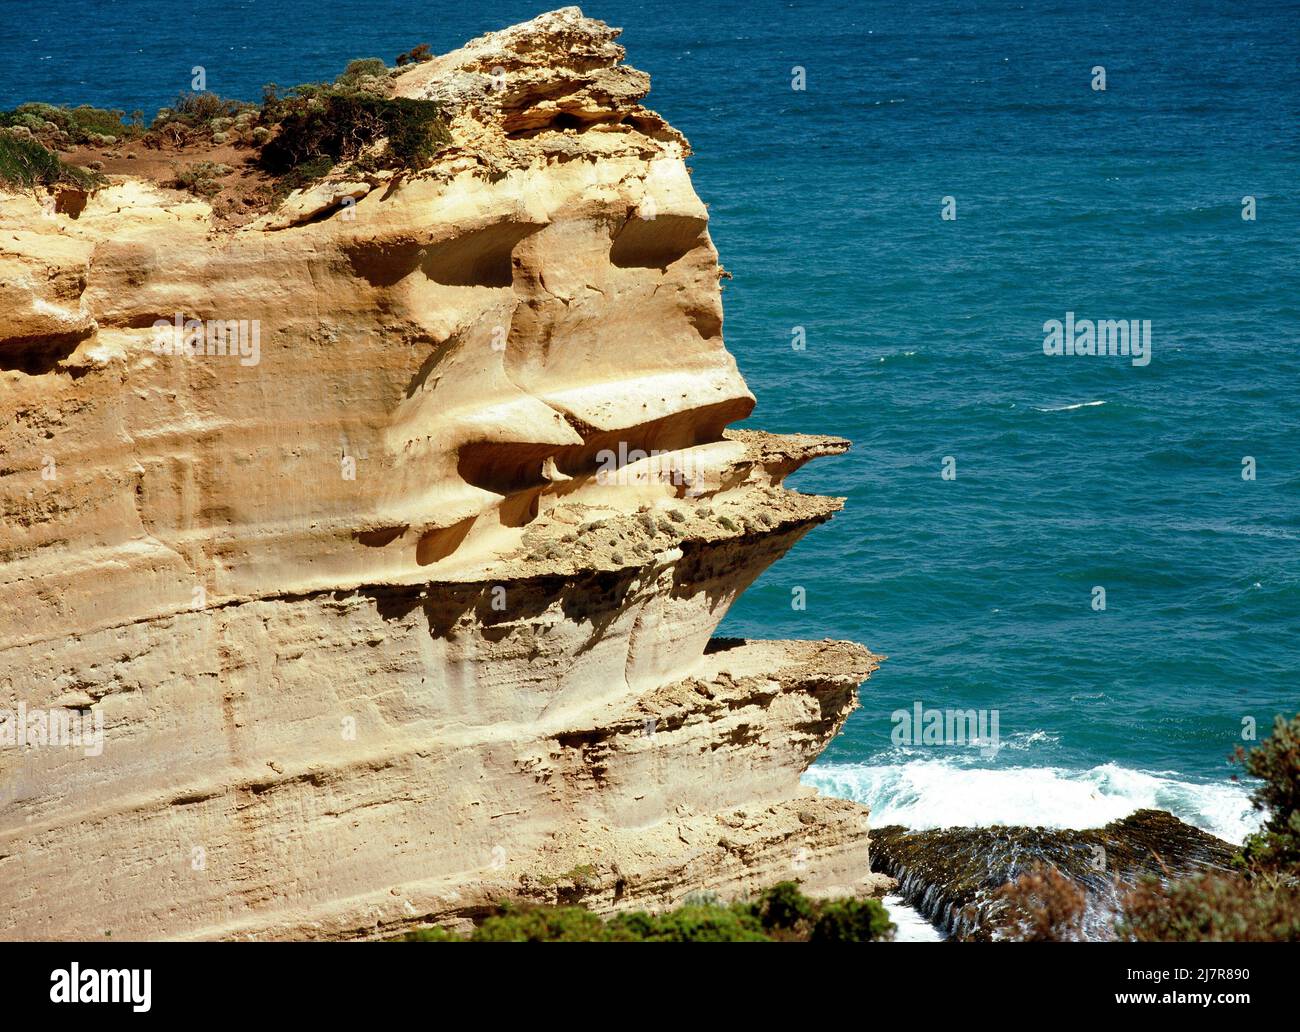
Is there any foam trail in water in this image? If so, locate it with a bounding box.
[1034,400,1106,412]
[804,759,1259,844]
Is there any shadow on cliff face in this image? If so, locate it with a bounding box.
[355,568,640,645]
[608,210,707,271]
[0,329,91,375]
[342,221,543,290]
[453,399,751,501]
[870,809,1236,941]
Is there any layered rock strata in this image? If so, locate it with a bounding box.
[0,8,886,939]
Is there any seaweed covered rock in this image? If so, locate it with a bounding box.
[871,809,1236,940]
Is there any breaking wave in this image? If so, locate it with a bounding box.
[804,758,1259,844]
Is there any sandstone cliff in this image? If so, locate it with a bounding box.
[0,7,886,939]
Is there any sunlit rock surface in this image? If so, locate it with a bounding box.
[0,7,887,939]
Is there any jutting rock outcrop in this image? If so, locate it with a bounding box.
[0,8,887,939]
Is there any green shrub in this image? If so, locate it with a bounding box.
[3,57,447,208]
[258,87,449,179]
[337,58,387,85]
[609,904,770,942]
[810,897,896,942]
[750,880,815,932]
[144,93,258,152]
[1121,870,1300,942]
[605,910,656,939]
[269,154,337,203]
[0,103,134,145]
[1235,712,1300,873]
[0,132,103,192]
[170,91,248,125]
[470,904,613,943]
[454,899,770,942]
[168,161,231,197]
[397,925,461,942]
[394,883,902,943]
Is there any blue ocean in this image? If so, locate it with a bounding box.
[5,0,1296,844]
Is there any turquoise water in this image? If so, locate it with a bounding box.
[4,0,1296,840]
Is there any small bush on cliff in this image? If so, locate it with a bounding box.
[749,880,815,934]
[2,50,448,213]
[167,160,232,197]
[612,904,770,942]
[336,58,388,86]
[0,102,136,147]
[395,43,432,67]
[170,91,247,124]
[1235,711,1300,873]
[145,92,260,149]
[257,85,449,181]
[470,903,613,942]
[810,897,896,943]
[1120,870,1300,942]
[993,864,1088,942]
[395,883,895,942]
[0,132,104,192]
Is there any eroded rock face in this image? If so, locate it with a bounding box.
[0,8,886,939]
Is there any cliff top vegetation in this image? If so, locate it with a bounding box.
[0,44,448,223]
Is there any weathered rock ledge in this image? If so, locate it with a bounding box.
[0,8,887,939]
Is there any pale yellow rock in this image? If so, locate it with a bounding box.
[0,8,886,940]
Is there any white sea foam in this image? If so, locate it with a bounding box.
[881,894,944,941]
[803,759,1259,844]
[999,729,1059,751]
[1034,400,1106,412]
